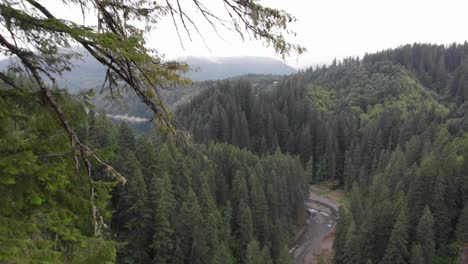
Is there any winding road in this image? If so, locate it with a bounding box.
[290,192,339,264]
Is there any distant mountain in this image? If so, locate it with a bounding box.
[0,54,106,93]
[0,55,296,92]
[181,56,296,81]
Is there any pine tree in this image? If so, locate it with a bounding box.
[232,170,249,217]
[248,173,269,244]
[117,122,136,152]
[246,240,262,264]
[236,199,254,261]
[334,207,350,264]
[343,220,362,264]
[416,207,435,264]
[456,205,468,243]
[136,136,158,182]
[239,111,250,148]
[87,109,97,145]
[273,245,290,264]
[92,111,114,148]
[432,175,451,244]
[174,189,204,263]
[150,173,176,264]
[212,242,235,264]
[306,156,315,183]
[409,244,425,264]
[381,209,409,264]
[350,182,364,225]
[118,152,151,263]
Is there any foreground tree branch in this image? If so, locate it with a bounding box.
[0,33,125,237]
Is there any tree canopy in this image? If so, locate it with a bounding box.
[0,0,304,239]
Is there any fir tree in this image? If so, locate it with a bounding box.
[381,209,409,264]
[236,199,254,260]
[343,221,362,264]
[246,240,262,264]
[416,207,435,264]
[174,189,204,263]
[119,153,151,263]
[350,182,364,225]
[409,244,425,264]
[334,207,350,264]
[150,173,176,264]
[456,205,468,243]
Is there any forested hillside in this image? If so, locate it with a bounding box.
[0,81,308,262]
[177,60,448,186]
[2,27,468,263]
[176,43,468,263]
[0,0,310,263]
[97,118,308,264]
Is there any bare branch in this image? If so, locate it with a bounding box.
[165,0,185,49]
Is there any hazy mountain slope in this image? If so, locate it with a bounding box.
[0,55,296,92]
[182,56,296,81]
[0,55,106,93]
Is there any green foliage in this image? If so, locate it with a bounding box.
[410,244,424,264]
[6,39,468,263]
[343,221,362,264]
[414,178,441,259]
[456,205,468,243]
[176,45,468,264]
[381,209,409,264]
[0,88,116,262]
[150,173,176,264]
[333,207,351,264]
[307,84,336,113]
[105,121,308,264]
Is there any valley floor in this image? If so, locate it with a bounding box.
[290,185,343,264]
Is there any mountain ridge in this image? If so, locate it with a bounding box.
[0,55,296,92]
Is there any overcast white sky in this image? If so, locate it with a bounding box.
[35,0,468,68]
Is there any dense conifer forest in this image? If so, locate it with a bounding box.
[177,43,468,263]
[2,33,468,264]
[0,85,308,263]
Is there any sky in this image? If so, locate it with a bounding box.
[21,0,468,68]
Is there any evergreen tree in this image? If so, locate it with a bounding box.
[456,205,468,243]
[236,199,254,261]
[343,221,362,264]
[416,207,435,264]
[350,182,364,225]
[410,244,425,264]
[248,173,269,244]
[432,175,451,244]
[150,173,176,264]
[174,189,204,263]
[245,240,262,264]
[334,207,350,264]
[117,122,136,152]
[118,152,151,263]
[275,246,291,264]
[212,242,235,264]
[381,209,409,264]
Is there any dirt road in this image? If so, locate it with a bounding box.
[289,191,339,264]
